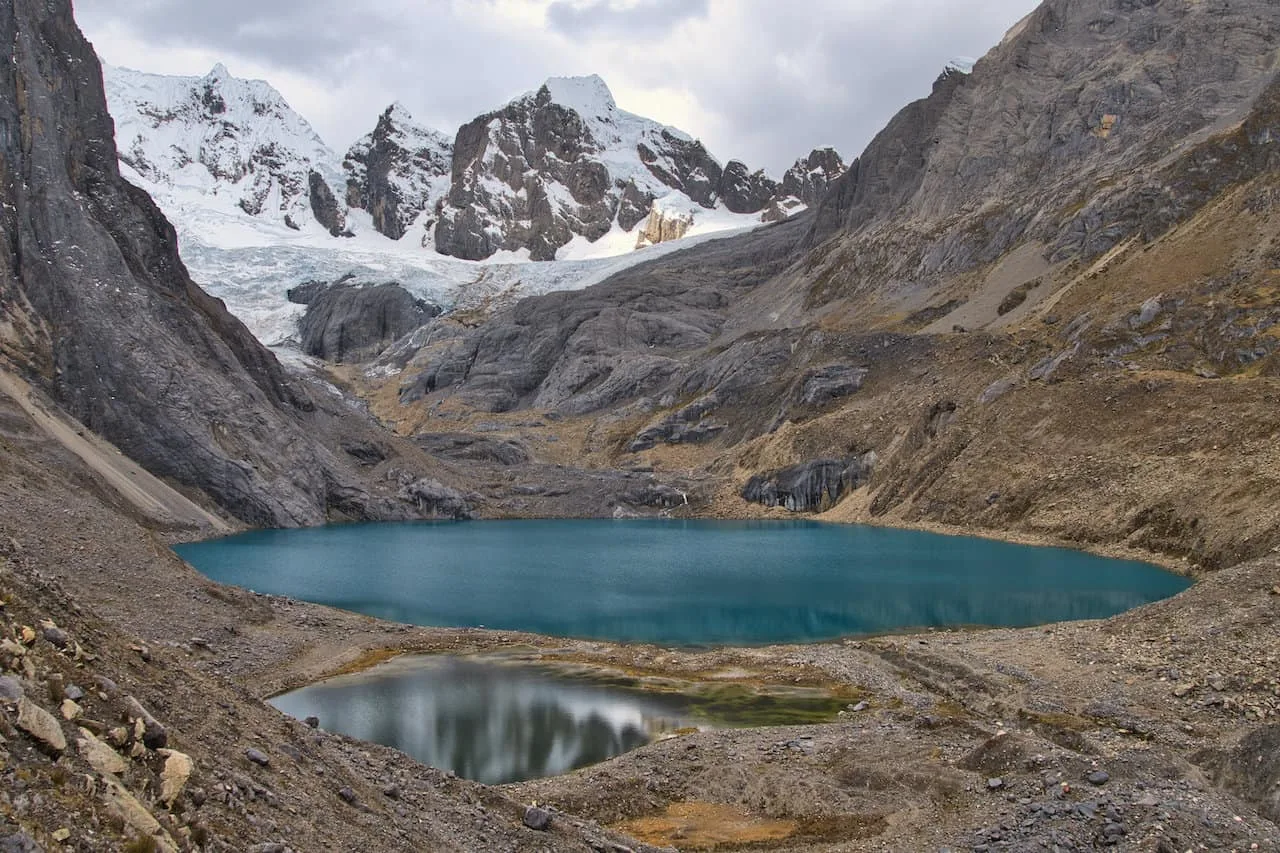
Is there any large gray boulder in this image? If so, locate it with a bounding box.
[294,278,440,363]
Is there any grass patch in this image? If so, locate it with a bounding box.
[683,683,854,727]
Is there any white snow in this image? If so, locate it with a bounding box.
[104,64,345,231]
[102,64,782,354]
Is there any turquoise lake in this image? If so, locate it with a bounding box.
[174,519,1190,645]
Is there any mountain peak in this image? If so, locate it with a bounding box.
[205,62,231,81]
[385,100,416,123]
[541,74,617,116]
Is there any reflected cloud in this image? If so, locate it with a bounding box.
[271,657,698,783]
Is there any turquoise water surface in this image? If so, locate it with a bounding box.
[175,519,1190,645]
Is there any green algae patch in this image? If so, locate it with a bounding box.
[681,683,853,727]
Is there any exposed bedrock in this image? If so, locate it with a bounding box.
[742,455,877,513]
[0,0,448,526]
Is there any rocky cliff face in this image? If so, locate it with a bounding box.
[343,102,452,242]
[103,64,347,234]
[290,276,441,362]
[0,0,430,526]
[430,75,843,259]
[432,75,713,260]
[799,0,1280,305]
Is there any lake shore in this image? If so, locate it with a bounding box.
[5,445,1279,851]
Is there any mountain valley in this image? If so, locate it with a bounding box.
[1,0,1279,849]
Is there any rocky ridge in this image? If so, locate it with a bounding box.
[103,67,845,259]
[432,75,844,260]
[342,102,453,243]
[0,0,457,528]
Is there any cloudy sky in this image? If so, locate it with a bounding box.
[74,0,1038,174]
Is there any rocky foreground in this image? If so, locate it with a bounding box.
[2,362,1279,851]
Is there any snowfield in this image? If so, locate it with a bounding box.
[167,198,755,348]
[104,64,770,349]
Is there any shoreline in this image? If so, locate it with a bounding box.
[173,507,1204,697]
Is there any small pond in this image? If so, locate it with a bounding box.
[176,519,1190,645]
[269,655,846,784]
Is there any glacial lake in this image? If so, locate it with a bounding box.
[175,519,1191,645]
[269,655,847,784]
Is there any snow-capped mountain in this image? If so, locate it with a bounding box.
[105,65,844,261]
[99,63,845,351]
[343,102,453,244]
[104,64,347,235]
[433,75,842,261]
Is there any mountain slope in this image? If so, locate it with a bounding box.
[365,0,1280,571]
[791,0,1280,321]
[0,1,442,526]
[105,63,347,236]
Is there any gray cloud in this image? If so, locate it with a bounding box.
[74,0,1038,173]
[546,0,710,39]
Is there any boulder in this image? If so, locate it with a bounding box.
[397,479,471,519]
[159,749,195,806]
[298,279,441,363]
[78,728,127,775]
[124,695,167,749]
[17,698,66,752]
[523,805,553,831]
[0,676,23,702]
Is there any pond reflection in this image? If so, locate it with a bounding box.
[271,656,703,784]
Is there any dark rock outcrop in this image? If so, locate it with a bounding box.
[297,279,441,362]
[799,365,868,406]
[717,160,779,214]
[0,0,426,526]
[344,103,452,242]
[308,169,347,236]
[397,478,471,519]
[628,394,725,452]
[741,455,876,513]
[415,433,531,466]
[780,147,847,208]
